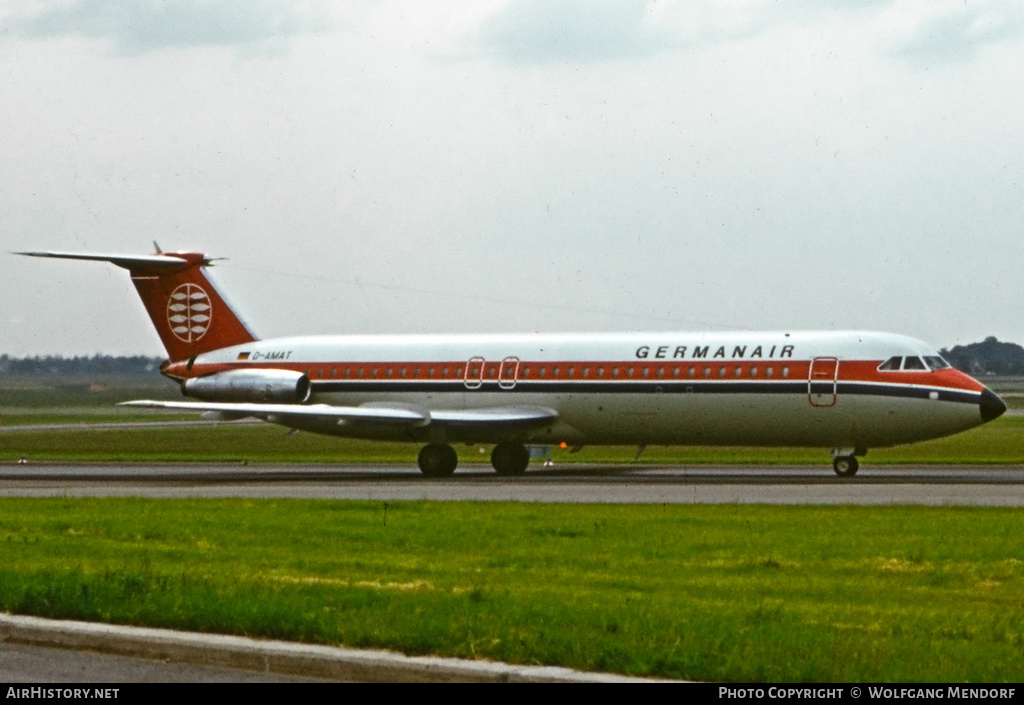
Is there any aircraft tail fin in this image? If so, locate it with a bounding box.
[16,249,257,361]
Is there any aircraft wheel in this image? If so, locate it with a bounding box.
[491,442,530,476]
[832,456,859,478]
[418,443,457,477]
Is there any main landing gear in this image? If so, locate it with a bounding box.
[417,442,532,477]
[418,443,458,477]
[491,442,530,476]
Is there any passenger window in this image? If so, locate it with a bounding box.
[903,356,926,371]
[766,367,773,378]
[734,366,742,378]
[703,367,711,378]
[673,367,680,378]
[782,367,789,378]
[750,367,757,378]
[597,367,604,377]
[521,367,530,378]
[719,367,727,378]
[539,367,546,378]
[688,367,695,378]
[878,357,902,371]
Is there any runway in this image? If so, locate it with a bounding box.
[2,463,1024,505]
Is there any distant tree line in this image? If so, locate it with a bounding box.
[0,354,164,379]
[2,338,1024,379]
[939,337,1024,376]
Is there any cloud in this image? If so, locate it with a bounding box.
[469,0,838,66]
[878,0,1024,61]
[4,0,335,54]
[474,0,674,64]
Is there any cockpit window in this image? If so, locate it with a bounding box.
[903,356,926,370]
[880,355,949,372]
[878,357,901,371]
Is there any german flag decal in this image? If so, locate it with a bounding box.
[237,352,251,360]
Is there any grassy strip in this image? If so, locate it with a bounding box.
[0,413,194,426]
[1,416,1022,465]
[0,386,177,409]
[0,499,1021,681]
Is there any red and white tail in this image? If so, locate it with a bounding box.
[17,249,257,361]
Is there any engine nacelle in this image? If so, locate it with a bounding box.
[183,369,311,403]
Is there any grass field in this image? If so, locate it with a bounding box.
[0,499,1021,682]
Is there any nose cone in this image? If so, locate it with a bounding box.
[980,388,1007,423]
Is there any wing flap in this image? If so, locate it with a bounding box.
[430,407,558,426]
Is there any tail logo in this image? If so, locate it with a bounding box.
[167,283,212,342]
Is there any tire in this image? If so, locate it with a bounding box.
[418,443,457,477]
[491,442,530,476]
[832,456,859,477]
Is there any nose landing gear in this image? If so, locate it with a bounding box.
[831,447,865,477]
[830,447,865,477]
[832,455,859,477]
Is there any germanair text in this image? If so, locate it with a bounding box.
[636,344,795,360]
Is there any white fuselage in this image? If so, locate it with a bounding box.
[171,330,996,451]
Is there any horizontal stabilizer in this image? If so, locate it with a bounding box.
[15,251,190,270]
[18,247,255,359]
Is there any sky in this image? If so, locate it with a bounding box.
[2,0,1022,358]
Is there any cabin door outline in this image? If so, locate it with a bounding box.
[464,356,485,390]
[498,356,520,390]
[808,357,839,407]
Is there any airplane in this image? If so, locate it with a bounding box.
[16,248,1007,477]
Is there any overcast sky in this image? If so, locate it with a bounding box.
[2,0,1022,357]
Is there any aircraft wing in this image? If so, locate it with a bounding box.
[120,400,558,429]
